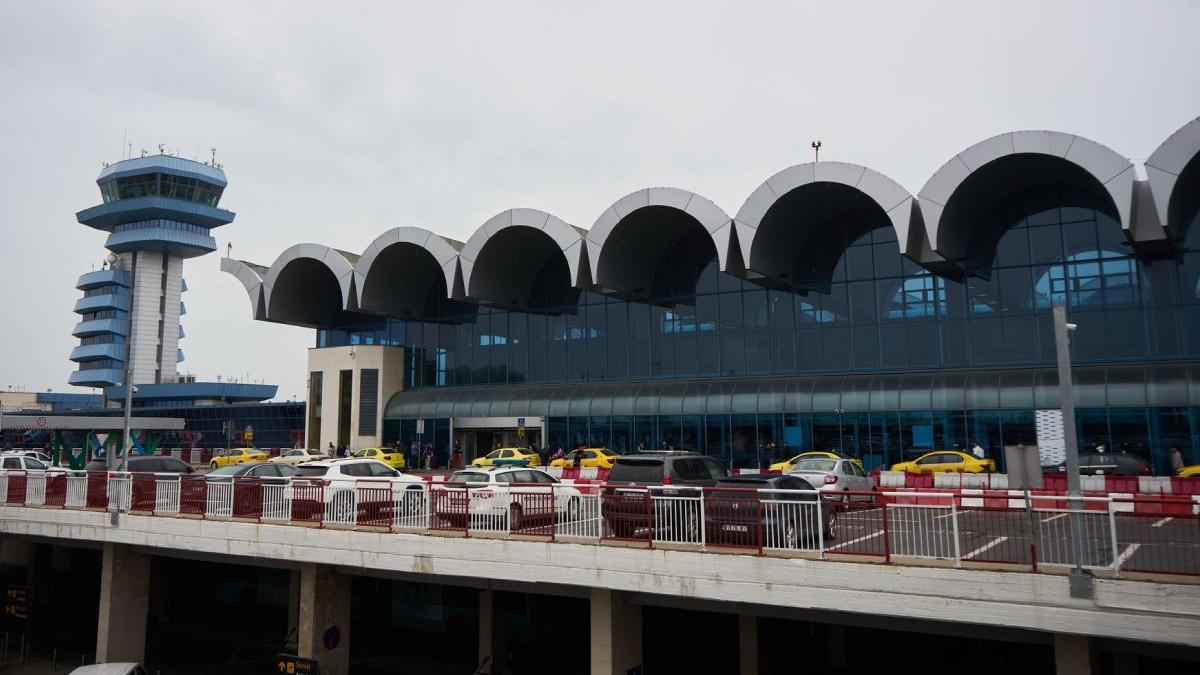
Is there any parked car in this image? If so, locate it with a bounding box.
[1,454,61,473]
[210,447,269,470]
[1,450,54,465]
[1179,464,1200,478]
[70,665,147,675]
[290,458,425,521]
[271,448,328,467]
[352,446,407,470]
[787,458,875,501]
[205,462,297,481]
[439,466,583,529]
[891,450,996,474]
[770,451,864,472]
[550,448,618,469]
[85,456,195,474]
[1055,452,1150,476]
[601,452,727,538]
[707,474,836,546]
[471,447,542,467]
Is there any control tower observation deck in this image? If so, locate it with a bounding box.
[68,154,235,390]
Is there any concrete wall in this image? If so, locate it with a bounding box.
[306,345,405,451]
[2,505,1198,649]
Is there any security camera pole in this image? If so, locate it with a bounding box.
[111,256,138,524]
[1053,303,1091,597]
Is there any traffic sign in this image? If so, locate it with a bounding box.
[4,585,31,622]
[275,654,319,674]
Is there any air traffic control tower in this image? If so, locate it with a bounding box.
[67,153,272,407]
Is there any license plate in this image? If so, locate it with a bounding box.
[721,524,748,532]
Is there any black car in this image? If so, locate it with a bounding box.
[1055,452,1150,476]
[205,462,296,482]
[602,452,728,538]
[707,474,835,548]
[85,456,195,474]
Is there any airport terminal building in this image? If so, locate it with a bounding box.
[224,119,1200,474]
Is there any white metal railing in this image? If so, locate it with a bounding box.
[25,473,46,507]
[66,473,88,508]
[650,492,703,546]
[107,474,131,511]
[759,495,824,554]
[556,491,602,540]
[325,486,357,526]
[206,481,232,518]
[887,502,960,562]
[261,482,290,522]
[155,478,181,514]
[393,484,429,530]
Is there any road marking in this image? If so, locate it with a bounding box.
[826,530,884,551]
[1150,517,1173,528]
[1115,543,1141,567]
[962,536,1009,560]
[1040,513,1070,523]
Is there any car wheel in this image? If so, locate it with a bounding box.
[783,518,800,549]
[210,462,218,470]
[683,506,700,542]
[567,496,581,522]
[509,503,523,531]
[824,508,837,541]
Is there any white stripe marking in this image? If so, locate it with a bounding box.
[1116,543,1141,566]
[963,536,1009,559]
[1150,517,1173,528]
[826,530,884,551]
[1040,513,1069,523]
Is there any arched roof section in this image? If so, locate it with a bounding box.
[586,187,735,297]
[1145,116,1200,238]
[459,208,588,309]
[918,130,1135,271]
[262,243,359,327]
[354,227,462,317]
[219,257,266,320]
[734,162,916,285]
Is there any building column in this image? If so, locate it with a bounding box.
[739,614,758,675]
[1055,634,1093,675]
[479,589,508,674]
[287,569,301,644]
[590,589,641,675]
[96,543,150,664]
[297,563,351,675]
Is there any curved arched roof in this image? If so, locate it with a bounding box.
[262,243,359,320]
[918,130,1135,263]
[1145,116,1200,237]
[459,208,588,308]
[219,257,266,320]
[354,227,462,313]
[734,162,915,279]
[586,187,734,294]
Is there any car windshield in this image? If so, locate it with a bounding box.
[792,459,837,472]
[450,471,489,483]
[293,466,329,477]
[208,465,245,476]
[608,459,664,483]
[352,449,369,457]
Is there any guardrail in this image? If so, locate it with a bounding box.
[0,470,1196,578]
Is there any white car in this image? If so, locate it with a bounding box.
[0,453,66,474]
[289,458,426,523]
[270,448,329,467]
[787,458,876,501]
[2,450,53,464]
[439,466,583,529]
[70,665,147,675]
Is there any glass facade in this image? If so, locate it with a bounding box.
[99,172,224,207]
[334,184,1200,473]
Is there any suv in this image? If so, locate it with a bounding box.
[1055,452,1150,476]
[1,454,59,472]
[602,452,727,538]
[84,456,195,474]
[708,474,836,547]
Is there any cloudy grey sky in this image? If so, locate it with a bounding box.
[1,0,1197,402]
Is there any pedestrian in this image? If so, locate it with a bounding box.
[971,442,985,459]
[424,443,433,470]
[410,440,419,468]
[327,441,335,457]
[1096,443,1107,454]
[1170,446,1186,474]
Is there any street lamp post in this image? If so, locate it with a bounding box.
[834,408,845,453]
[1053,303,1092,598]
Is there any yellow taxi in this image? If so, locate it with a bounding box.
[210,447,269,470]
[1178,464,1200,478]
[891,450,997,474]
[352,447,407,470]
[770,451,864,472]
[551,448,619,469]
[471,447,541,467]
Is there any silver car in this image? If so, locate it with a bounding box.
[788,458,875,501]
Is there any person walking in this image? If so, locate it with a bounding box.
[327,442,335,457]
[1170,446,1186,474]
[971,442,985,459]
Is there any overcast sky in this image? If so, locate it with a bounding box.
[1,0,1197,402]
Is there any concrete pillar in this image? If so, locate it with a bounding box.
[297,564,351,675]
[96,543,150,664]
[479,589,508,674]
[287,569,301,643]
[590,589,641,675]
[739,614,758,675]
[1055,634,1093,675]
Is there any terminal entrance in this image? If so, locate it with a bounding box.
[453,417,543,464]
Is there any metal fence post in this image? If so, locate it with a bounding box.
[815,496,825,559]
[698,489,706,550]
[882,502,891,564]
[1108,504,1121,579]
[950,499,962,568]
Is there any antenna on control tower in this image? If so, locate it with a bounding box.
[811,140,822,163]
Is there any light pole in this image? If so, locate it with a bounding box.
[1053,303,1092,598]
[834,408,845,453]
